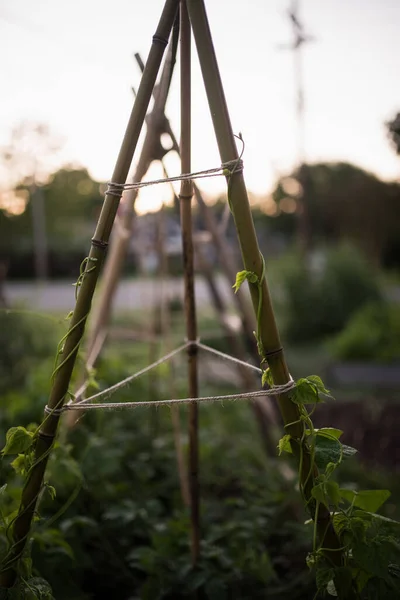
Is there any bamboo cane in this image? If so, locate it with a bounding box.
[157,205,190,507]
[0,0,180,587]
[186,0,342,561]
[63,20,179,430]
[179,0,200,565]
[84,23,179,370]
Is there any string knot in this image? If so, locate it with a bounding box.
[221,158,244,174]
[44,405,63,417]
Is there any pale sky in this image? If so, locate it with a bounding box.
[1,0,399,214]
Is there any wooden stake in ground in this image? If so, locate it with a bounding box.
[179,0,200,565]
[0,0,180,587]
[186,0,342,562]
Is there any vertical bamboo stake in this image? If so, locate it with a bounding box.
[157,205,190,507]
[0,0,179,587]
[179,0,200,565]
[186,0,342,561]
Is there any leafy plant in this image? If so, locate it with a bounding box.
[329,302,400,362]
[277,245,382,343]
[274,371,400,599]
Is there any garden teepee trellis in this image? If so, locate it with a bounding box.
[0,0,342,588]
[67,30,280,449]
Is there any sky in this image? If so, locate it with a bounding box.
[0,0,399,214]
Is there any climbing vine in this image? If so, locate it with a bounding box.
[233,268,400,599]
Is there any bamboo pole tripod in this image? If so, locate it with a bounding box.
[0,0,342,588]
[65,14,279,447]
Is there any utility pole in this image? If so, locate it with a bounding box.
[278,0,315,251]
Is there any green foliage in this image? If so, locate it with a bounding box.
[1,321,399,599]
[278,245,382,343]
[232,269,258,293]
[1,167,105,279]
[270,162,400,267]
[0,312,57,395]
[281,373,399,598]
[330,302,400,362]
[339,490,391,513]
[1,428,34,457]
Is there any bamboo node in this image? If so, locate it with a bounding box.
[91,238,109,250]
[152,34,169,47]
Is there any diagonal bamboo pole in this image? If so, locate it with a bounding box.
[84,25,179,368]
[179,0,200,565]
[186,0,342,561]
[0,0,180,587]
[64,22,179,430]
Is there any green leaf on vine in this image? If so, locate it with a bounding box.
[10,453,29,476]
[341,444,358,459]
[354,568,372,593]
[305,375,331,396]
[232,270,258,293]
[45,483,57,501]
[316,567,334,591]
[1,426,34,456]
[292,378,325,404]
[333,567,353,597]
[314,435,342,471]
[339,489,391,513]
[352,538,395,581]
[316,427,343,440]
[312,482,328,507]
[325,480,341,506]
[261,368,274,387]
[277,434,292,455]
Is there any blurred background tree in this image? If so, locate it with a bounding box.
[0,122,103,279]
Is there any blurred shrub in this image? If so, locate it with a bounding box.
[329,302,400,362]
[279,245,382,343]
[0,310,57,394]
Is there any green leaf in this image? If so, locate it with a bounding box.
[261,368,273,387]
[292,378,325,405]
[316,567,334,591]
[277,434,292,455]
[326,579,337,596]
[314,435,342,471]
[333,567,353,597]
[339,489,391,513]
[23,577,54,599]
[325,481,341,506]
[232,270,258,293]
[353,539,394,581]
[333,513,347,536]
[316,428,343,440]
[349,517,369,543]
[11,454,29,476]
[312,483,328,508]
[354,568,372,593]
[1,426,34,456]
[341,444,358,459]
[353,510,400,530]
[45,484,56,501]
[305,375,331,396]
